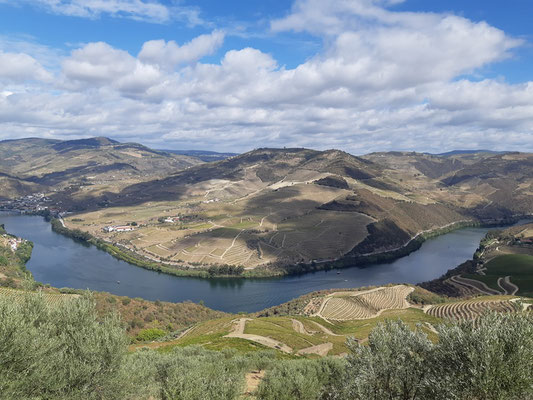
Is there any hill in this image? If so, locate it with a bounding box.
[133,284,531,357]
[0,137,204,200]
[56,148,533,276]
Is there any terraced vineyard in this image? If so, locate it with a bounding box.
[318,285,414,321]
[426,299,517,320]
[0,288,79,306]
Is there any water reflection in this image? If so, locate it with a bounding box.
[0,213,513,313]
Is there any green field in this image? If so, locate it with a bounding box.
[467,254,533,297]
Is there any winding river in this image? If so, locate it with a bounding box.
[0,213,496,313]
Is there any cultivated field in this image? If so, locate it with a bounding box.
[66,176,373,269]
[426,298,518,320]
[316,285,414,321]
[0,287,79,306]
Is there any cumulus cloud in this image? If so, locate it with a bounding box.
[0,0,532,153]
[139,31,225,70]
[0,51,51,83]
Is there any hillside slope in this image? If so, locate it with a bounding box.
[0,137,203,199]
[57,148,532,275]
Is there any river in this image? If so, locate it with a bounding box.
[0,213,497,313]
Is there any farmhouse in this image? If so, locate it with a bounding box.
[164,217,180,223]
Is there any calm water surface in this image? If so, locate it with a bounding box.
[0,213,496,313]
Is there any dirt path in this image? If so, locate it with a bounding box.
[498,276,519,295]
[243,370,265,397]
[309,320,344,336]
[224,318,293,353]
[450,275,502,295]
[297,342,333,356]
[291,319,312,335]
[221,229,245,258]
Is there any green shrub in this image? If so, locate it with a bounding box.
[136,328,167,342]
[121,297,131,306]
[337,313,533,400]
[430,313,533,400]
[0,293,128,400]
[127,347,247,400]
[257,358,346,400]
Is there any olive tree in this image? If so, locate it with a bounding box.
[430,312,533,400]
[342,320,433,400]
[0,293,128,400]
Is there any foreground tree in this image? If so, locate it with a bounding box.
[338,313,533,400]
[430,312,533,400]
[0,293,127,400]
[343,320,433,400]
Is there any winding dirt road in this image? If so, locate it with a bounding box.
[224,318,293,353]
[498,276,519,295]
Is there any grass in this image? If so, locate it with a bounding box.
[244,318,325,350]
[314,308,442,340]
[467,254,533,297]
[462,273,500,291]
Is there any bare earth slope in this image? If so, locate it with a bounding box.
[57,148,533,274]
[0,137,203,200]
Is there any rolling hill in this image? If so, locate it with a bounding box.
[59,147,532,275]
[0,137,204,200]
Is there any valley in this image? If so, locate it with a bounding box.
[2,138,532,278]
[60,147,533,277]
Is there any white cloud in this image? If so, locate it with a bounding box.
[2,0,204,25]
[0,51,52,83]
[0,0,532,154]
[139,31,225,70]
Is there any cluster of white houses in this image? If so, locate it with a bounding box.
[1,235,23,251]
[103,225,135,233]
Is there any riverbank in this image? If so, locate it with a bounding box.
[0,213,495,312]
[48,216,527,280]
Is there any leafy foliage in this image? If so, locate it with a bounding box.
[135,328,167,342]
[0,293,127,400]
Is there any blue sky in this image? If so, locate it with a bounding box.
[0,0,531,153]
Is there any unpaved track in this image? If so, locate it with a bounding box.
[225,318,293,353]
[498,276,519,295]
[221,230,244,258]
[450,275,502,295]
[297,342,333,356]
[309,320,344,337]
[243,370,265,397]
[291,319,312,335]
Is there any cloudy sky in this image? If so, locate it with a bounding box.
[0,0,532,154]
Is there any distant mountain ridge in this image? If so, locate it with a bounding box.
[57,146,531,273]
[0,137,204,199]
[431,149,507,156]
[161,149,239,162]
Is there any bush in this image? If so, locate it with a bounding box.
[337,313,533,400]
[0,293,128,400]
[135,328,167,342]
[127,347,247,400]
[343,320,433,400]
[430,313,533,400]
[257,358,347,400]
